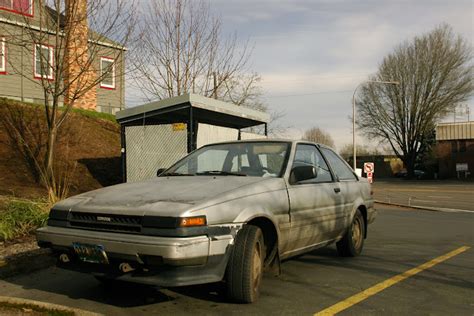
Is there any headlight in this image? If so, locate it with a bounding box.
[48,209,69,220]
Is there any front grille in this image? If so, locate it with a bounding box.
[70,221,141,232]
[69,212,142,234]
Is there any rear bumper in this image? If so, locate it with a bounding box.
[36,226,234,286]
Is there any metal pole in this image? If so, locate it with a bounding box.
[188,105,194,153]
[120,125,127,183]
[352,86,358,171]
[352,80,399,171]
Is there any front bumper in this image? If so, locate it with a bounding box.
[36,226,235,287]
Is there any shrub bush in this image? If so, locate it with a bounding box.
[0,199,49,241]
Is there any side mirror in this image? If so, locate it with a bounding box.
[156,168,166,176]
[290,165,317,184]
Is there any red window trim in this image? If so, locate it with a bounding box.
[0,0,34,17]
[33,43,54,81]
[0,37,6,74]
[100,56,116,90]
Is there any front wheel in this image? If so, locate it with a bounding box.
[225,225,264,303]
[337,209,365,257]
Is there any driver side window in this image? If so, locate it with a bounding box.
[292,144,333,183]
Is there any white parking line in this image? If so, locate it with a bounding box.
[411,205,474,213]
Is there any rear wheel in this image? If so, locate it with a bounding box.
[337,209,365,257]
[225,225,264,303]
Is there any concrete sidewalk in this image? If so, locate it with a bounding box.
[372,179,474,212]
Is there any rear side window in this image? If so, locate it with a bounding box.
[320,148,357,181]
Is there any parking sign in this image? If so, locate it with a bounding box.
[364,162,374,174]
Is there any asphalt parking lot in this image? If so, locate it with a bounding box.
[373,180,474,212]
[0,204,473,315]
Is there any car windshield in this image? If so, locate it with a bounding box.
[162,142,291,178]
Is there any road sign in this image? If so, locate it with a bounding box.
[364,162,374,174]
[456,163,468,172]
[367,172,373,183]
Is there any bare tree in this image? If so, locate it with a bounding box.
[356,24,472,177]
[302,127,335,148]
[1,0,135,202]
[339,143,382,158]
[130,0,262,108]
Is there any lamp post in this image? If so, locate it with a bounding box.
[352,80,399,171]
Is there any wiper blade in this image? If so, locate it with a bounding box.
[161,172,195,176]
[196,170,247,176]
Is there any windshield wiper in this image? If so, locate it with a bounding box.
[160,172,195,176]
[196,170,247,176]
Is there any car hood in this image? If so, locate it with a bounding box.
[54,176,270,216]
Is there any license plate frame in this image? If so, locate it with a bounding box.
[72,242,109,264]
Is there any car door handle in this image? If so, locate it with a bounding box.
[334,187,341,193]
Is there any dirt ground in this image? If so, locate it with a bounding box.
[0,100,122,199]
[0,235,38,259]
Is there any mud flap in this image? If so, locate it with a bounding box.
[267,252,281,277]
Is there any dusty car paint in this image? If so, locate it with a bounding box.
[36,139,375,288]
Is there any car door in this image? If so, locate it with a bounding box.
[319,147,360,235]
[285,144,343,255]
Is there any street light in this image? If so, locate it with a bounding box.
[352,80,399,171]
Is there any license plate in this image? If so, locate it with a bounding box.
[72,242,109,264]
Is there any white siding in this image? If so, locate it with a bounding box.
[196,123,238,148]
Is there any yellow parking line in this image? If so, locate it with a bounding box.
[314,246,470,316]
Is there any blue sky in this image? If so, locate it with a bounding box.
[127,0,473,150]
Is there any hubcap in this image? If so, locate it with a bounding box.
[251,242,262,293]
[352,216,362,250]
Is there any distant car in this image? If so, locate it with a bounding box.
[414,170,426,179]
[395,169,426,179]
[36,140,376,303]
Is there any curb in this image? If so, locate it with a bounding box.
[0,248,55,279]
[374,200,474,213]
[0,296,102,316]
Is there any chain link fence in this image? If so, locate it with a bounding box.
[125,124,188,182]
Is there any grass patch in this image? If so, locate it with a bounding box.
[0,302,74,316]
[0,97,118,123]
[0,199,49,241]
[70,107,117,123]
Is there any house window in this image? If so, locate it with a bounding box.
[0,38,5,74]
[34,44,53,79]
[0,0,33,16]
[100,57,115,89]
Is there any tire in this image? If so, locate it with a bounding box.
[336,209,365,257]
[225,225,264,303]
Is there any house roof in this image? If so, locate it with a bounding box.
[44,5,125,49]
[0,4,125,50]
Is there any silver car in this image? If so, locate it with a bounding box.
[37,140,375,303]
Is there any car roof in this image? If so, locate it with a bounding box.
[201,138,335,150]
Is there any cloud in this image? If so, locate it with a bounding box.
[209,0,473,148]
[128,0,473,149]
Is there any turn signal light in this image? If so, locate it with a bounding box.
[179,216,207,227]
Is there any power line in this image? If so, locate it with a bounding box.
[261,73,368,84]
[264,89,353,98]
